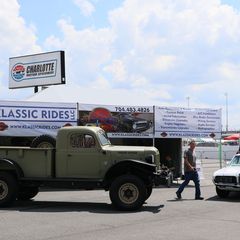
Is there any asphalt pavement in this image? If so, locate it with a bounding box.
[0,160,239,240]
[0,180,240,240]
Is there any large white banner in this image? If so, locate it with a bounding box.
[155,106,222,139]
[0,101,77,136]
[79,103,154,138]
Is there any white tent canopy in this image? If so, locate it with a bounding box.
[25,84,159,106]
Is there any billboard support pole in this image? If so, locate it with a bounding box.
[153,105,155,147]
[34,86,38,93]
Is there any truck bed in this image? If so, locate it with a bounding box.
[0,147,54,178]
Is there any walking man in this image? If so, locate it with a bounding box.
[176,140,204,200]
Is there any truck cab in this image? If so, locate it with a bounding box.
[54,126,160,178]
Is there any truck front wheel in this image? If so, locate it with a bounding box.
[0,172,18,207]
[109,175,146,211]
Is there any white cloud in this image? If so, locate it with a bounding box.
[91,75,111,89]
[216,62,240,80]
[44,35,62,49]
[0,0,41,100]
[103,60,127,83]
[2,0,240,128]
[144,85,173,101]
[0,0,41,55]
[73,0,95,17]
[129,75,148,88]
[42,1,240,126]
[150,55,178,72]
[45,18,115,85]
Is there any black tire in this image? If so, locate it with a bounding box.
[109,175,146,211]
[145,185,153,201]
[0,172,18,207]
[30,135,56,148]
[216,187,229,198]
[18,187,39,200]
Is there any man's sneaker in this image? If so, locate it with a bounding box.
[176,192,182,199]
[195,196,204,200]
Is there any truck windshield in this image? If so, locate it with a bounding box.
[230,155,240,165]
[98,130,111,146]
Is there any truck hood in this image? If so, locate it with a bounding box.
[103,145,160,167]
[213,166,240,177]
[103,145,157,153]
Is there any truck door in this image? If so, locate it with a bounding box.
[65,133,103,178]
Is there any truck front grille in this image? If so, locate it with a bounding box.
[215,176,237,184]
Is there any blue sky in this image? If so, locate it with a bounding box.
[222,0,240,8]
[18,0,123,43]
[1,0,240,130]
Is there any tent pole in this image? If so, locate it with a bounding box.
[219,133,222,168]
[34,86,38,93]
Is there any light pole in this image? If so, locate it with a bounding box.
[225,92,228,132]
[186,96,190,108]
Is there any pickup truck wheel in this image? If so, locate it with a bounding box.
[30,135,56,148]
[109,175,146,211]
[216,187,229,198]
[0,172,18,207]
[18,187,39,200]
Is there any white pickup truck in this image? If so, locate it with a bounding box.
[213,154,240,198]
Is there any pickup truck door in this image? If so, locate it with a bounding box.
[64,133,106,178]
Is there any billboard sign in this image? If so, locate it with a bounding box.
[155,106,222,139]
[9,51,65,89]
[79,104,154,138]
[0,101,77,137]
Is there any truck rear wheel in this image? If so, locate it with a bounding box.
[0,172,18,207]
[18,187,39,200]
[216,187,229,198]
[109,175,146,211]
[30,135,56,148]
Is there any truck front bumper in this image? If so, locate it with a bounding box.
[215,184,240,192]
[153,170,171,186]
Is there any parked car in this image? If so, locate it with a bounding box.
[213,154,240,198]
[117,113,152,133]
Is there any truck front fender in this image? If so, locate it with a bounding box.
[0,158,24,178]
[104,160,156,187]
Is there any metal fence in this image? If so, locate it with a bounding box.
[183,145,238,161]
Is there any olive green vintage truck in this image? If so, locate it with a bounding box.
[0,126,163,211]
